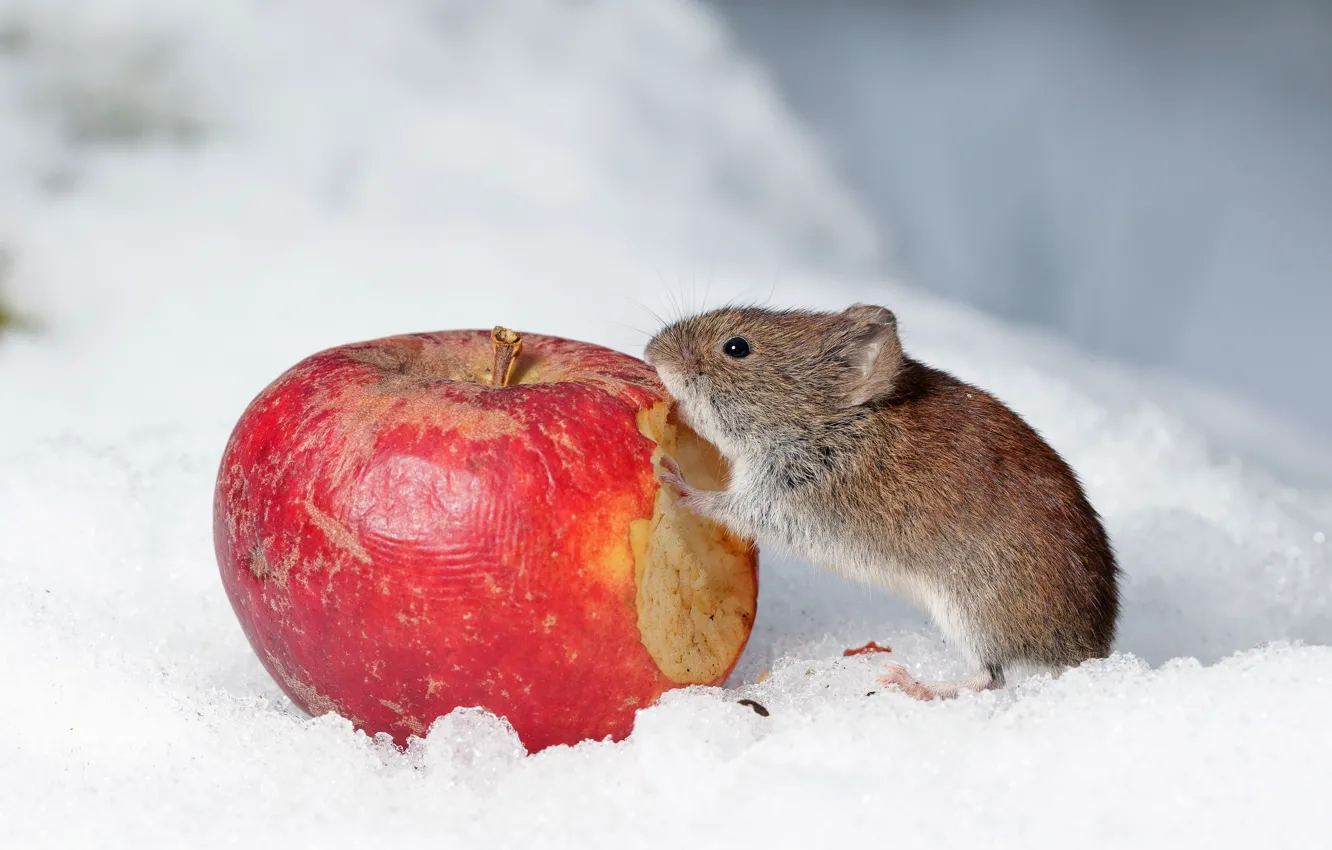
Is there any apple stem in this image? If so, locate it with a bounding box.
[491,326,523,387]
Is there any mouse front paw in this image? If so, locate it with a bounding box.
[655,454,687,489]
[656,455,701,509]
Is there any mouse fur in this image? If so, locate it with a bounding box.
[644,304,1120,688]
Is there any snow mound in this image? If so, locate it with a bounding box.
[2,1,1330,848]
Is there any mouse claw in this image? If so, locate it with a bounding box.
[876,663,938,701]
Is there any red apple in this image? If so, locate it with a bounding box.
[214,328,757,752]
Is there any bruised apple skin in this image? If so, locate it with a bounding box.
[213,330,757,752]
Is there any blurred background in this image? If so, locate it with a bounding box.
[708,0,1332,437]
[1,0,1328,449]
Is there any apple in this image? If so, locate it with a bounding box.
[213,328,758,752]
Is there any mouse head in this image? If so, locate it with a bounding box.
[643,304,903,457]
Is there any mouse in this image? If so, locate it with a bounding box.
[643,303,1120,699]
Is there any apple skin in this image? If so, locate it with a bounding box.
[214,330,757,752]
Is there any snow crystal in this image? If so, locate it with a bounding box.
[2,1,1330,848]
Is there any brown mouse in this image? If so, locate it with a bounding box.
[643,304,1119,699]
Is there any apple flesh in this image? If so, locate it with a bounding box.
[214,329,757,752]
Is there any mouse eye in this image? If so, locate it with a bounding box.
[722,336,751,359]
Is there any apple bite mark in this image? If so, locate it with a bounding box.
[632,404,757,684]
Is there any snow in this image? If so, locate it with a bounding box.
[2,2,1331,848]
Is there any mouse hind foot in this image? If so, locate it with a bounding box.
[877,663,1004,701]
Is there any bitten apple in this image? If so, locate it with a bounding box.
[214,328,757,752]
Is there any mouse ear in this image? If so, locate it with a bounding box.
[839,306,902,408]
[842,304,897,328]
